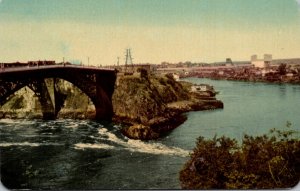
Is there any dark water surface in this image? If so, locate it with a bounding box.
[1,78,300,189]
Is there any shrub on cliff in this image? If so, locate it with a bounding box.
[179,123,300,189]
[112,75,190,123]
[149,75,189,103]
[112,76,166,123]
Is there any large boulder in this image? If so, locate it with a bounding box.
[122,124,160,140]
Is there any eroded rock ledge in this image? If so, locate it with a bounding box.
[112,74,223,140]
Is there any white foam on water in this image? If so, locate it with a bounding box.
[20,134,59,138]
[0,142,39,147]
[0,142,62,147]
[0,119,18,124]
[64,123,79,128]
[98,128,108,134]
[0,119,34,125]
[98,128,191,157]
[80,121,90,126]
[74,143,115,150]
[98,128,126,145]
[125,139,190,157]
[83,122,104,130]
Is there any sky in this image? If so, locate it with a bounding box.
[0,0,300,65]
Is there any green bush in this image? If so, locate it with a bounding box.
[179,123,300,189]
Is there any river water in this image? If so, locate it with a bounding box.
[1,78,300,189]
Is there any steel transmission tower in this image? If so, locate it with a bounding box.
[125,48,134,74]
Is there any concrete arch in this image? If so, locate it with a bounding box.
[0,67,116,120]
[53,72,113,121]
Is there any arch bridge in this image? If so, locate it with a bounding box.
[0,64,117,121]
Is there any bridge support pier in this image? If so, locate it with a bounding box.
[94,74,114,121]
[28,79,56,120]
[94,92,113,121]
[28,78,67,120]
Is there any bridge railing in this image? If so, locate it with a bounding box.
[0,63,115,73]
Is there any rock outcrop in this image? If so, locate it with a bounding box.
[112,73,223,140]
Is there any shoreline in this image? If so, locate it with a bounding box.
[181,69,300,85]
[114,99,224,140]
[207,76,300,85]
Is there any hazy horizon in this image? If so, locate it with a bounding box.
[1,0,300,65]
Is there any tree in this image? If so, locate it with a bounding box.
[179,124,300,189]
[278,63,287,75]
[296,67,300,77]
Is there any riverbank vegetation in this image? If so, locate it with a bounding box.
[179,122,300,189]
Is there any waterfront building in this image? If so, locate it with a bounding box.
[225,58,233,67]
[218,71,224,75]
[191,85,207,92]
[286,73,294,77]
[251,54,272,68]
[261,69,269,77]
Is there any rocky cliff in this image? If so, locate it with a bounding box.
[112,73,223,140]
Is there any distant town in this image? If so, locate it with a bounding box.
[152,54,300,84]
[1,54,300,84]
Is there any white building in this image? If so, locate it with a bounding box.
[191,85,207,92]
[251,54,272,68]
[172,73,180,81]
[261,69,268,77]
[218,71,224,75]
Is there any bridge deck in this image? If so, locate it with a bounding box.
[0,65,115,74]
